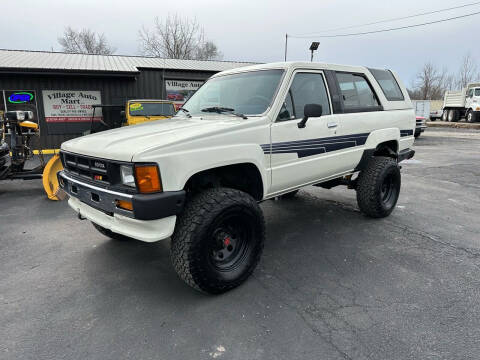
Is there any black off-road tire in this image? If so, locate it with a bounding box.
[92,222,134,241]
[356,156,401,218]
[414,129,421,138]
[280,189,299,199]
[171,187,265,294]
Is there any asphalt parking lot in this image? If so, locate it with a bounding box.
[1,128,480,360]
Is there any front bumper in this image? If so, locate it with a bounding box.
[58,170,186,242]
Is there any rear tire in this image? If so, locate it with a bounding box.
[448,109,459,122]
[92,222,134,241]
[442,110,448,122]
[356,157,401,218]
[171,187,265,294]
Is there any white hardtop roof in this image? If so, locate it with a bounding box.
[211,61,371,78]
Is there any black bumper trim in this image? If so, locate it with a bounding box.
[132,191,186,220]
[58,170,186,221]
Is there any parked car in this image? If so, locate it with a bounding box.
[57,62,415,294]
[429,109,443,121]
[442,82,480,122]
[415,116,427,138]
[167,93,184,101]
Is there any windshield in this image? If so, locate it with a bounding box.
[129,102,175,117]
[181,69,284,116]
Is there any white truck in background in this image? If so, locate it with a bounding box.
[442,82,480,123]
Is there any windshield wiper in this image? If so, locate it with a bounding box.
[201,106,247,119]
[177,107,192,118]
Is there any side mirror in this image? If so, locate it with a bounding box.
[298,104,322,129]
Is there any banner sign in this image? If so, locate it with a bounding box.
[165,80,203,109]
[42,90,102,123]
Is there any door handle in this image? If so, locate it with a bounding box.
[327,122,337,128]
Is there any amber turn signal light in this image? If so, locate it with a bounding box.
[116,199,133,211]
[135,165,162,193]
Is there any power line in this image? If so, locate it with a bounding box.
[292,1,480,37]
[289,11,480,39]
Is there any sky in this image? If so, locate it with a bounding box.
[1,0,479,87]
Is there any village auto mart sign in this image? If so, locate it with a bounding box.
[42,90,102,122]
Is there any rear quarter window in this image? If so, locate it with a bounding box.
[369,68,405,101]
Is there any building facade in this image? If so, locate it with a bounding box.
[0,49,253,149]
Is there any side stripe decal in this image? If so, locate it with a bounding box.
[400,129,413,137]
[261,132,369,158]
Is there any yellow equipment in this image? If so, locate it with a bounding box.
[41,99,176,200]
[123,100,176,125]
[42,154,64,200]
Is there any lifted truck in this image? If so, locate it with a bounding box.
[58,62,415,294]
[442,82,480,123]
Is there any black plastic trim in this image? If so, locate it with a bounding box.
[324,70,344,114]
[354,149,375,171]
[398,148,415,163]
[132,191,186,220]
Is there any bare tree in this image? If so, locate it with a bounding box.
[412,62,444,100]
[58,27,116,55]
[138,14,222,60]
[456,53,478,88]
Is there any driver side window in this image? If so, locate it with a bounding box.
[277,72,331,122]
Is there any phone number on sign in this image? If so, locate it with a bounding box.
[51,105,93,110]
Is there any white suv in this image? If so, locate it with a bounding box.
[58,62,416,293]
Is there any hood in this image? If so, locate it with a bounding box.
[61,116,244,161]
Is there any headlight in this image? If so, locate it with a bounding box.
[120,165,135,187]
[16,111,25,121]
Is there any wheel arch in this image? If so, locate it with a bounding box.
[183,162,265,201]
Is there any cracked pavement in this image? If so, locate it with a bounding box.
[1,128,480,359]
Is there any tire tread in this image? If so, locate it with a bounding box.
[171,187,265,294]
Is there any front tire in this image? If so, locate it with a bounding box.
[356,157,401,218]
[466,110,474,123]
[171,187,265,294]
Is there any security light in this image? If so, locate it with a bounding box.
[309,42,320,62]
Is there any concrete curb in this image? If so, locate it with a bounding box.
[427,121,480,130]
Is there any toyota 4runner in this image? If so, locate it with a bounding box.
[58,62,416,294]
